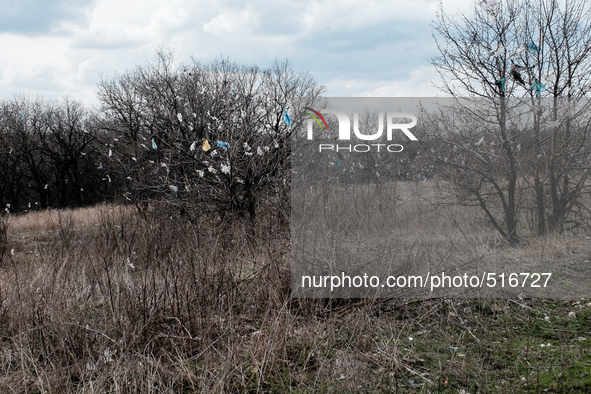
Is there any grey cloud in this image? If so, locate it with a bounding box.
[264,20,437,83]
[0,0,443,103]
[0,0,97,35]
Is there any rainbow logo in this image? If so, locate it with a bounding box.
[305,107,328,132]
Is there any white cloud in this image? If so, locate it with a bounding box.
[324,66,441,97]
[303,0,439,33]
[0,34,70,91]
[203,8,261,38]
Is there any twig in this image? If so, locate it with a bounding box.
[508,298,533,310]
[403,363,433,384]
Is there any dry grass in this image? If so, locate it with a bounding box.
[0,192,590,393]
[8,204,135,234]
[293,180,591,298]
[0,204,294,393]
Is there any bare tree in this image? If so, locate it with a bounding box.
[429,0,591,242]
[529,0,591,233]
[97,49,325,222]
[0,96,103,211]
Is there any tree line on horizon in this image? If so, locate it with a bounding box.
[2,0,591,245]
[0,52,325,223]
[0,51,427,222]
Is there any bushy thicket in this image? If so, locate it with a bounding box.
[0,97,104,212]
[0,51,324,222]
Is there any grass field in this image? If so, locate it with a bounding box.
[0,190,590,392]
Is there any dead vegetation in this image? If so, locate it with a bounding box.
[0,195,590,393]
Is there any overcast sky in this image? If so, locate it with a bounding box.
[0,0,474,106]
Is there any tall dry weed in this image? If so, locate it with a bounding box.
[0,204,294,393]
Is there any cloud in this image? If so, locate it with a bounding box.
[0,33,107,105]
[0,0,479,104]
[0,35,70,87]
[203,8,261,37]
[195,0,443,91]
[71,27,145,49]
[302,0,439,32]
[0,0,97,36]
[323,65,441,97]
